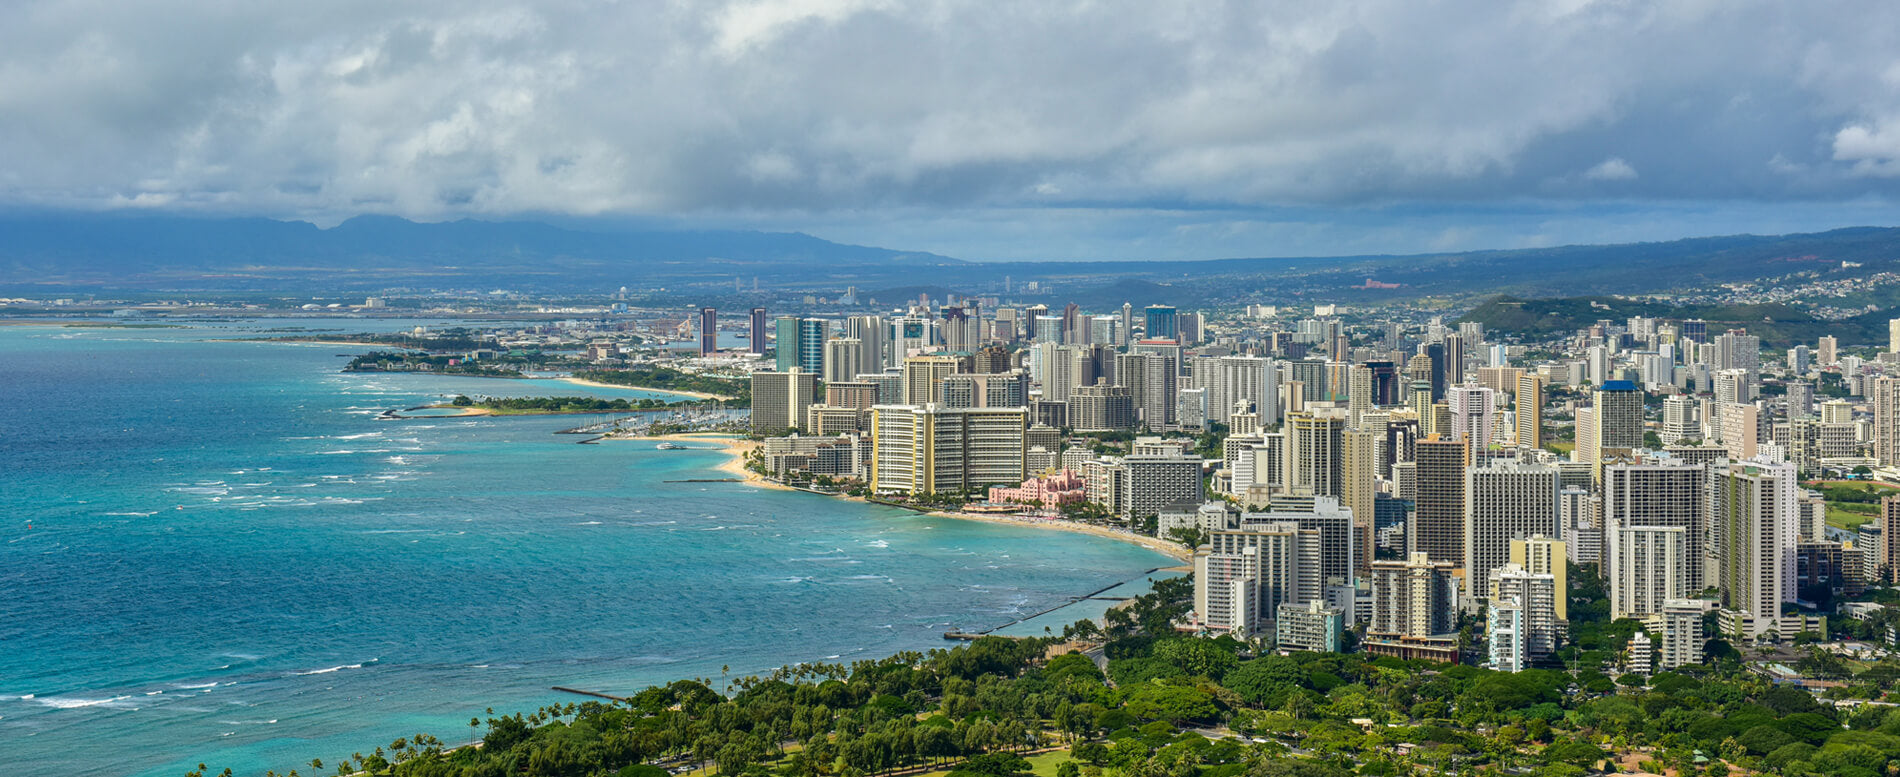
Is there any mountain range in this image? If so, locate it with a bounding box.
[5,213,1900,307]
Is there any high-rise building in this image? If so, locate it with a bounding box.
[1488,564,1562,671]
[902,355,960,406]
[1176,311,1203,345]
[1447,383,1496,449]
[1368,552,1458,640]
[1068,380,1137,432]
[938,371,1028,409]
[1144,305,1178,342]
[1411,437,1469,569]
[1462,462,1560,597]
[1487,596,1529,673]
[1652,599,1707,671]
[1510,536,1567,619]
[1716,401,1761,461]
[1348,365,1375,429]
[698,307,718,357]
[1661,395,1697,445]
[1789,345,1811,376]
[751,369,819,432]
[870,404,1027,496]
[1710,457,1798,637]
[1786,381,1814,419]
[1275,600,1344,652]
[1681,318,1708,343]
[1284,413,1344,498]
[1117,351,1177,429]
[1878,496,1900,584]
[1561,487,1602,564]
[1342,428,1379,574]
[774,316,828,373]
[1218,355,1281,428]
[1443,333,1467,388]
[845,315,887,371]
[892,315,935,359]
[1515,374,1543,449]
[1194,521,1323,634]
[749,307,769,355]
[1889,318,1900,354]
[1603,460,1709,592]
[1875,377,1900,467]
[823,338,863,385]
[1818,335,1839,366]
[1607,524,1687,620]
[1592,381,1645,451]
[1122,454,1205,521]
[1242,497,1355,589]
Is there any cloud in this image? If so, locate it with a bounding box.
[1583,157,1638,182]
[0,0,1899,258]
[1834,119,1900,177]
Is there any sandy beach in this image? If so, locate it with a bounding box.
[607,432,799,492]
[920,509,1193,563]
[559,377,732,401]
[614,432,1193,563]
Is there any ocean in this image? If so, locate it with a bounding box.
[0,320,1176,777]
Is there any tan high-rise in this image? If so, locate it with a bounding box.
[1875,377,1900,467]
[1515,374,1543,449]
[1342,427,1379,574]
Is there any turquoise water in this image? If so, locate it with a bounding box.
[0,322,1173,777]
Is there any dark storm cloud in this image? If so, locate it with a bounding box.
[2,0,1899,257]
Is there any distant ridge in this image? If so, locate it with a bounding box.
[0,213,962,289]
[4,212,1900,302]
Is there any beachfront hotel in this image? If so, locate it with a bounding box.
[869,404,1028,496]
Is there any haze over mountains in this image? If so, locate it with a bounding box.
[5,213,1900,308]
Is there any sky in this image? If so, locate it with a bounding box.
[3,0,1900,260]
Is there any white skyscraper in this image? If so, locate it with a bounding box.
[1218,356,1280,428]
[1607,523,1687,620]
[1488,564,1562,670]
[1603,460,1708,592]
[1447,383,1497,450]
[1193,522,1324,634]
[1661,395,1698,445]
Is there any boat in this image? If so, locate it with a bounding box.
[655,442,686,450]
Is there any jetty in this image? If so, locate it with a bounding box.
[552,686,630,702]
[941,567,1170,642]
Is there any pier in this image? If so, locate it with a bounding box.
[556,417,639,434]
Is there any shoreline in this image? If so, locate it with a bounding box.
[618,432,1192,564]
[222,336,733,402]
[560,376,731,401]
[916,509,1193,564]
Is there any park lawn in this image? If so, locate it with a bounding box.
[1828,506,1876,531]
[1024,750,1075,777]
[1545,441,1575,455]
[899,749,1072,777]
